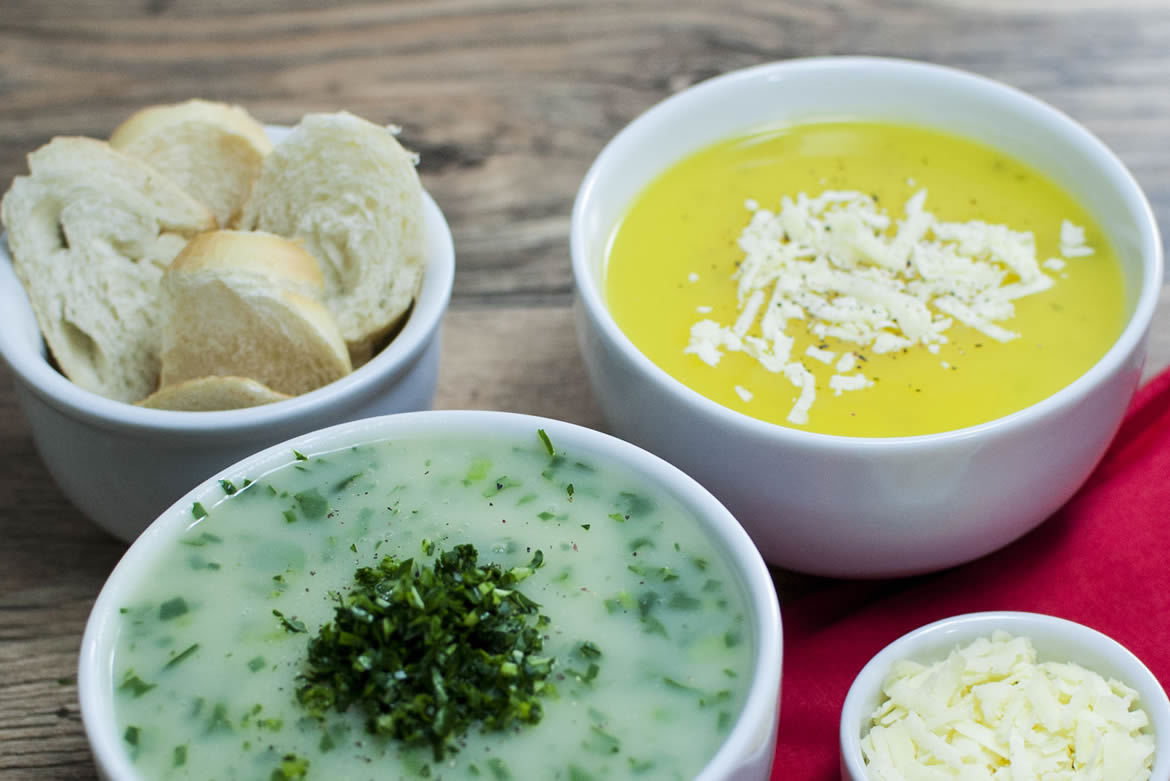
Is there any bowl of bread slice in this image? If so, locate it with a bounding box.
[0,100,454,542]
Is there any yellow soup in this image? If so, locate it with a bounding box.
[604,121,1127,437]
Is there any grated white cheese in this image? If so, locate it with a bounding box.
[830,372,873,396]
[688,272,700,283]
[806,345,836,364]
[734,384,753,402]
[696,305,712,314]
[1061,219,1094,257]
[860,632,1155,781]
[836,352,857,373]
[684,189,1086,425]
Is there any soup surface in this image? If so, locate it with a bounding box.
[604,121,1127,436]
[110,433,752,780]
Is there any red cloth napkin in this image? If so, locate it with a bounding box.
[773,367,1170,779]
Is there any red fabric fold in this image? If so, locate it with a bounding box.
[773,368,1170,779]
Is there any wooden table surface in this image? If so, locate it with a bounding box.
[3,1,1169,777]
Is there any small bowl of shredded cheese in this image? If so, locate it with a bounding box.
[839,612,1170,781]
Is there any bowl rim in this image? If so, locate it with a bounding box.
[838,610,1170,779]
[0,170,455,438]
[570,55,1164,448]
[77,409,783,781]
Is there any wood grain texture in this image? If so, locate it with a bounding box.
[1,1,1169,777]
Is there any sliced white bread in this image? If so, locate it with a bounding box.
[237,111,426,365]
[0,136,216,402]
[110,99,273,228]
[159,230,352,396]
[137,375,291,411]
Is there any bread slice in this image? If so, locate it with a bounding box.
[137,375,291,411]
[0,136,216,402]
[159,230,352,396]
[237,111,426,365]
[110,99,273,228]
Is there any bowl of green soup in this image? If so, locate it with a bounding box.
[570,56,1162,577]
[78,411,783,780]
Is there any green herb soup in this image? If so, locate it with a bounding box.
[111,434,753,780]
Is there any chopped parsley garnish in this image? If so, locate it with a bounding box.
[123,725,140,746]
[537,428,555,457]
[173,744,187,767]
[271,753,309,780]
[159,597,189,621]
[295,544,559,760]
[273,609,307,633]
[163,643,200,669]
[293,449,308,461]
[119,672,156,698]
[191,502,207,520]
[294,489,329,520]
[219,479,237,495]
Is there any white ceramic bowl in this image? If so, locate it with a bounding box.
[0,131,455,541]
[839,611,1170,780]
[570,56,1163,577]
[78,410,783,780]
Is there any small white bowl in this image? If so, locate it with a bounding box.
[0,133,454,541]
[78,410,783,780]
[570,57,1163,577]
[839,611,1170,781]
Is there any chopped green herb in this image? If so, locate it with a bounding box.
[163,643,200,670]
[483,475,521,497]
[334,472,364,492]
[173,744,187,767]
[349,543,357,553]
[581,524,591,531]
[180,531,222,547]
[219,479,237,495]
[191,502,207,520]
[609,512,627,523]
[567,483,575,501]
[123,725,140,746]
[486,758,512,780]
[616,491,654,517]
[206,702,232,734]
[159,597,189,621]
[272,609,307,633]
[667,591,701,611]
[724,628,743,648]
[537,428,555,457]
[293,450,308,462]
[119,672,156,698]
[628,756,656,773]
[271,753,309,780]
[569,766,597,781]
[296,545,557,761]
[690,556,709,571]
[294,489,328,520]
[248,656,266,672]
[463,458,491,485]
[577,641,602,659]
[583,724,621,755]
[319,731,335,752]
[717,710,733,730]
[537,511,556,521]
[282,509,297,524]
[630,536,653,550]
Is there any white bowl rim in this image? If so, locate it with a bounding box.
[0,190,454,437]
[77,409,783,781]
[570,55,1164,449]
[838,610,1170,778]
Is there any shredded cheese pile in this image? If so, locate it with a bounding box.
[862,632,1155,781]
[684,190,1093,425]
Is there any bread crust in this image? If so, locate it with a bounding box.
[237,112,426,366]
[1,136,216,402]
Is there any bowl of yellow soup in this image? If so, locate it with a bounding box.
[78,411,783,780]
[571,57,1162,577]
